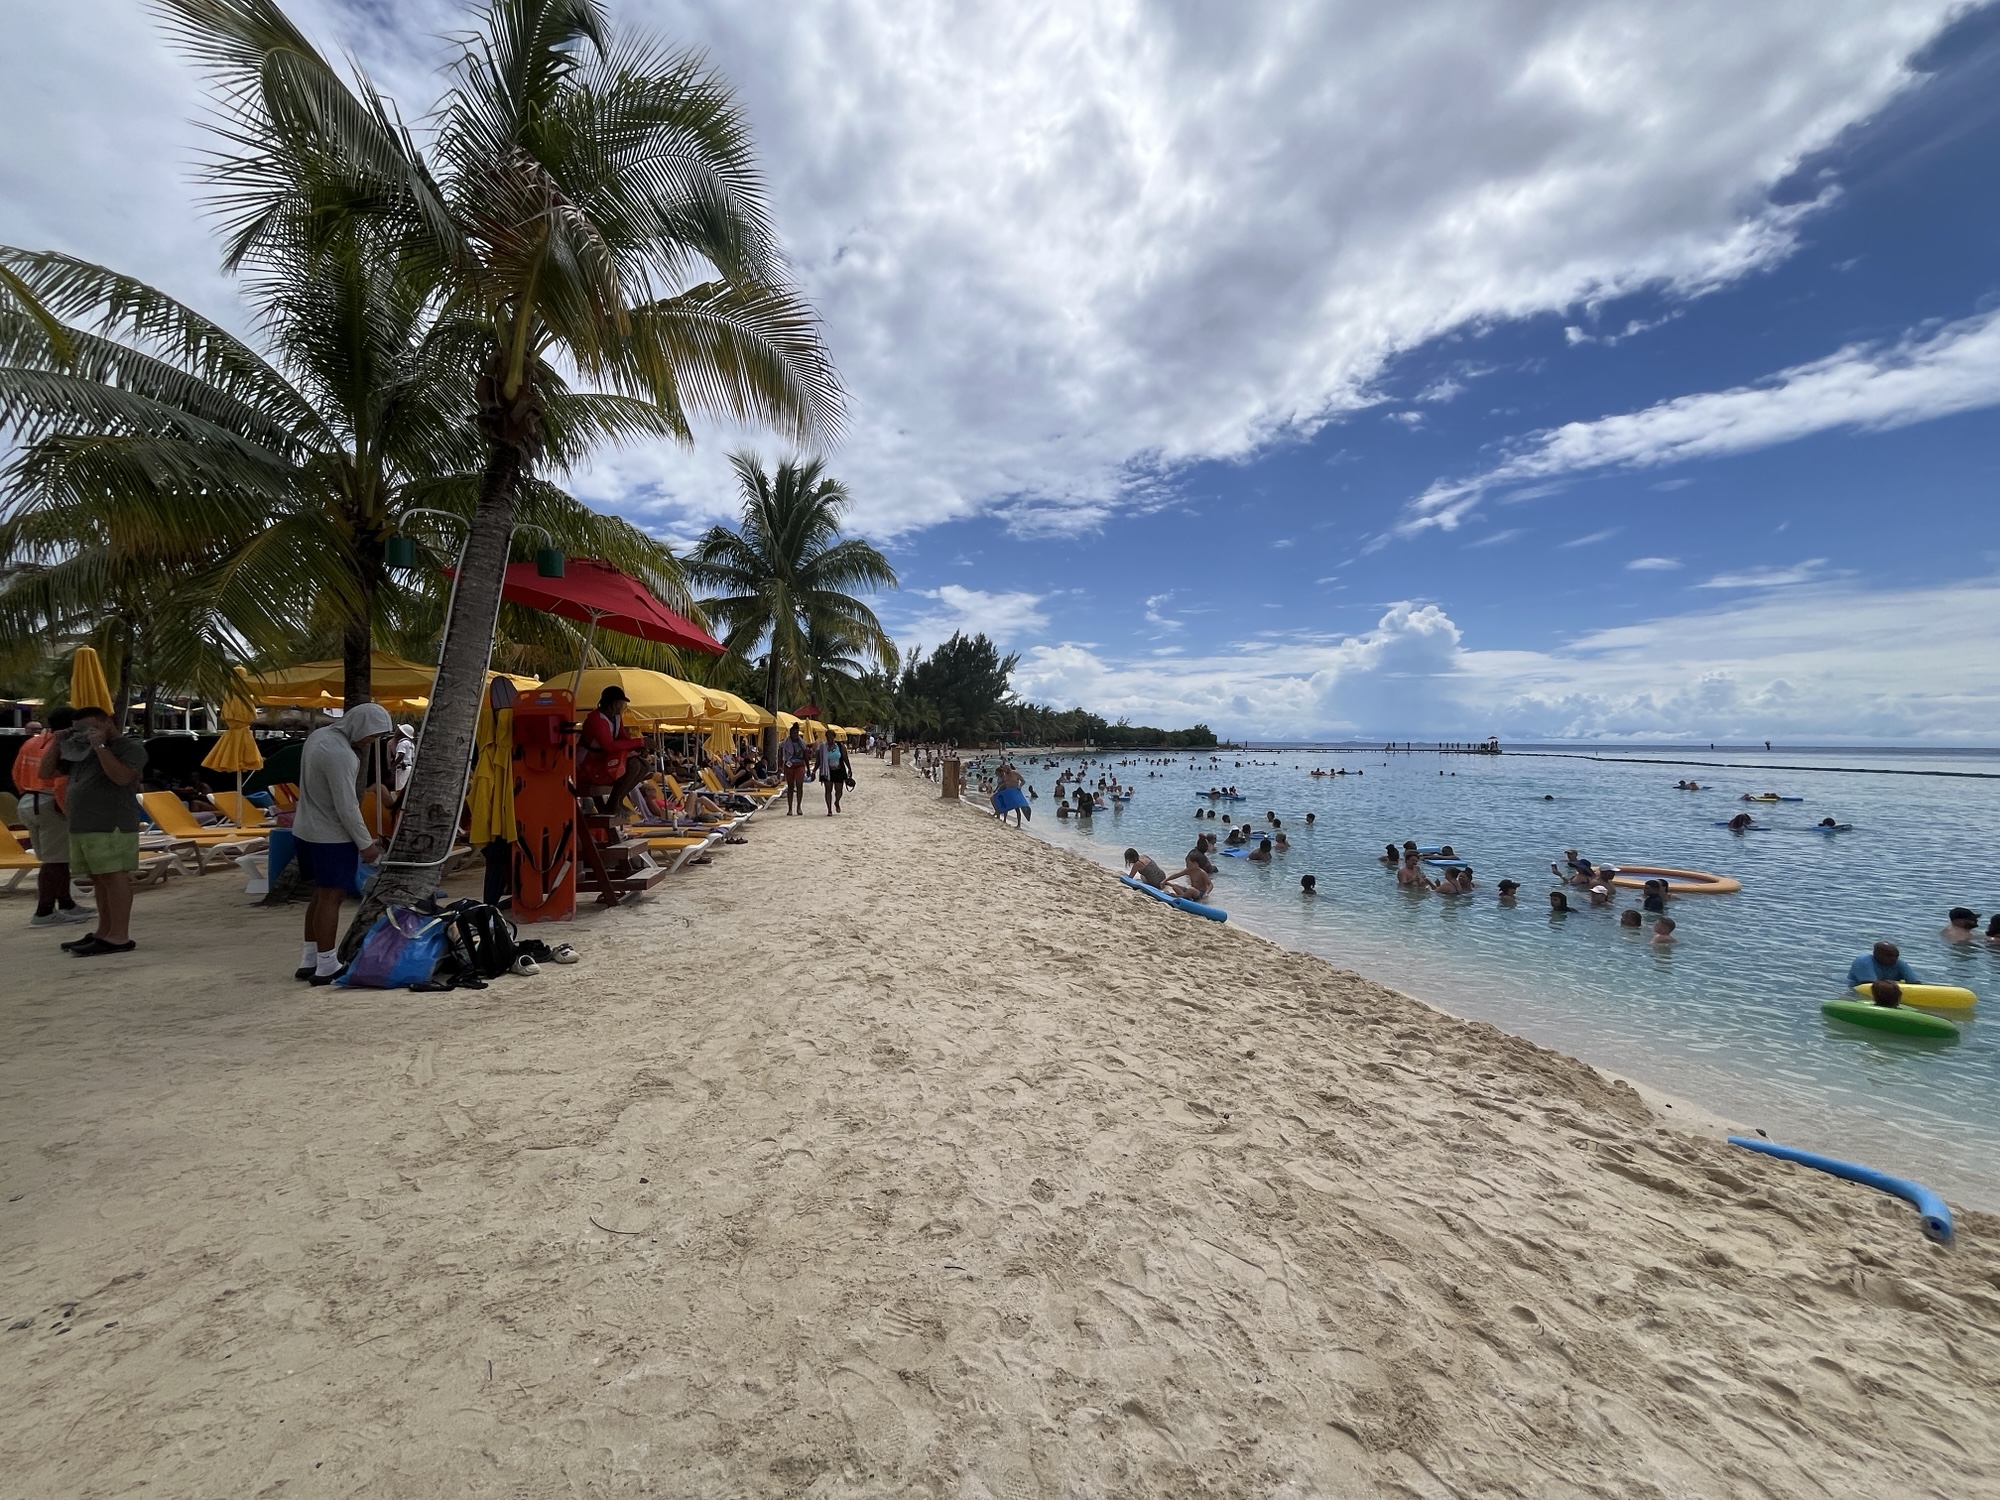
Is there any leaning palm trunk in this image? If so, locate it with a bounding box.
[340,401,532,953]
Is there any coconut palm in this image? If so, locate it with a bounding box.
[688,454,898,754]
[156,0,841,934]
[0,247,692,711]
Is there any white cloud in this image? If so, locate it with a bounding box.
[1626,556,1681,570]
[1561,527,1621,548]
[1697,559,1830,589]
[1,0,1961,538]
[1406,307,2000,534]
[897,585,1048,653]
[1467,528,1527,549]
[1006,579,2000,742]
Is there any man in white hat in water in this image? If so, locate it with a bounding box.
[293,703,393,984]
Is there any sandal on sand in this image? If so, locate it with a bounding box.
[510,955,541,977]
[71,936,136,957]
[550,944,579,965]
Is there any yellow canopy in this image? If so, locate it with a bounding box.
[704,721,739,757]
[799,718,827,742]
[243,652,437,712]
[70,646,113,713]
[699,688,772,728]
[466,682,516,846]
[542,667,721,725]
[200,690,264,774]
[775,711,799,731]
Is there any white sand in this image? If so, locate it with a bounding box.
[4,763,1998,1496]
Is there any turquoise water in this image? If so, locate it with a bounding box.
[995,746,2000,1211]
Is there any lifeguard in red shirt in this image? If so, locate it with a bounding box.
[578,685,648,818]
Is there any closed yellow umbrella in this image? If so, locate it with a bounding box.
[201,689,264,774]
[704,721,738,758]
[466,681,516,847]
[70,646,114,713]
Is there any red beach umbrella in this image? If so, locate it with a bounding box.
[499,558,725,657]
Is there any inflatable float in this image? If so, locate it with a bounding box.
[1729,1135,1953,1244]
[1852,982,1976,1011]
[1823,998,1958,1038]
[1120,874,1227,922]
[1609,864,1741,895]
[1743,795,1804,802]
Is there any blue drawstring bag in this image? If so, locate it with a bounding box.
[338,906,451,988]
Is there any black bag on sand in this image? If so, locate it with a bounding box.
[441,899,521,980]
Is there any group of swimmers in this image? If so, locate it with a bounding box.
[1375,840,1681,943]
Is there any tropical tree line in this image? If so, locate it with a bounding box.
[852,630,1215,747]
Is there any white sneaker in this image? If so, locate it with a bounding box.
[58,907,97,924]
[29,912,63,928]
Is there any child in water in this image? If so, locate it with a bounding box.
[1652,916,1676,946]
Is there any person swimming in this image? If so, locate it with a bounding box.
[1380,844,1400,864]
[1620,909,1642,928]
[1248,837,1273,863]
[1273,832,1289,850]
[1497,879,1519,905]
[1943,907,1981,943]
[1651,915,1676,945]
[1641,879,1667,914]
[1300,874,1317,895]
[1549,890,1571,914]
[1848,941,1919,987]
[1869,980,1903,1008]
[1727,812,1755,831]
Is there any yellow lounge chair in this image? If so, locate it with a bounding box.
[210,790,270,828]
[663,776,747,830]
[0,823,39,894]
[139,791,267,874]
[704,766,781,805]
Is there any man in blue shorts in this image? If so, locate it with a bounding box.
[293,703,393,984]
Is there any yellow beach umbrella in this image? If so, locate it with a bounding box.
[70,646,114,713]
[540,666,717,725]
[466,680,517,848]
[244,652,438,711]
[698,688,770,728]
[201,691,264,774]
[704,721,738,757]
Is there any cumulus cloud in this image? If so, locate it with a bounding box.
[1005,580,2000,742]
[896,585,1048,653]
[2,0,1960,537]
[1406,307,2000,534]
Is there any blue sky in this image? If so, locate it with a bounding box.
[7,1,2000,740]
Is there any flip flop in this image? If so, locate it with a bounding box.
[71,937,137,957]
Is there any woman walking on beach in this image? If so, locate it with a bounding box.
[820,735,852,815]
[778,724,810,815]
[43,707,148,957]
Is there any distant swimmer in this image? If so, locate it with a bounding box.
[1497,879,1519,905]
[1274,832,1290,850]
[1300,874,1317,895]
[1588,882,1614,907]
[1642,879,1668,914]
[1305,813,1316,824]
[1848,941,1920,987]
[1727,813,1755,832]
[1620,909,1642,928]
[1944,907,1982,943]
[1437,844,1457,859]
[1819,816,1839,828]
[1868,980,1904,1008]
[1380,843,1400,864]
[1651,916,1676,946]
[1396,851,1427,886]
[1989,916,2000,945]
[1542,794,1554,801]
[1225,826,1247,847]
[1248,837,1274,863]
[1124,847,1168,889]
[1549,890,1571,915]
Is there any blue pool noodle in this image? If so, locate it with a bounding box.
[1728,1136,1953,1244]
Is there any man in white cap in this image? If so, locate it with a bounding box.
[390,722,417,793]
[293,703,393,984]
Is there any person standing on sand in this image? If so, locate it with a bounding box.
[820,735,853,815]
[42,706,147,957]
[292,703,393,985]
[778,724,810,816]
[14,708,91,929]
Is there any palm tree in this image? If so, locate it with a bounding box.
[688,454,898,756]
[156,0,841,936]
[0,247,692,709]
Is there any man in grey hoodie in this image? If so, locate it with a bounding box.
[293,702,394,984]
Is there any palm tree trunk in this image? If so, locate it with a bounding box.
[338,440,522,955]
[762,648,781,765]
[341,619,373,708]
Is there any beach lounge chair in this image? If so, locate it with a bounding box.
[637,829,723,873]
[139,791,267,874]
[704,766,781,807]
[0,790,20,831]
[266,782,299,812]
[0,823,39,894]
[211,790,270,828]
[663,776,748,831]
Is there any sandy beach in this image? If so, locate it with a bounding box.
[4,760,1999,1497]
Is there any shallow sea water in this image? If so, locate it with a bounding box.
[997,745,2000,1211]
